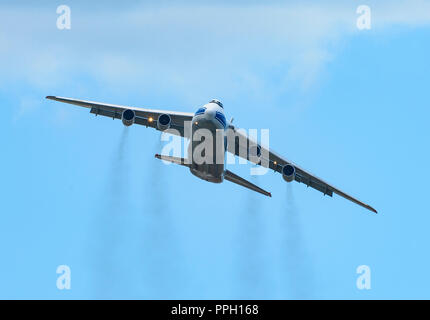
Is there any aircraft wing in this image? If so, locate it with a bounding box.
[227,125,377,213]
[46,96,193,137]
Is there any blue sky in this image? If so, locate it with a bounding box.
[1,0,430,299]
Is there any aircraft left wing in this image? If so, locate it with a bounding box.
[226,125,377,213]
[46,96,193,137]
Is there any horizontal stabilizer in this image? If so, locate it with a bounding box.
[224,170,271,197]
[155,154,190,167]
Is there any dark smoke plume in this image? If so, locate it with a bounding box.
[91,127,131,298]
[279,184,314,298]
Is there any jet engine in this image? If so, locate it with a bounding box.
[157,114,171,131]
[121,109,135,126]
[282,164,296,182]
[248,145,262,159]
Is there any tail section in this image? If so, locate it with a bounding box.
[155,154,271,197]
[224,170,271,197]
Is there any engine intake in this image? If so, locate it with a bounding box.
[157,114,171,131]
[248,145,262,159]
[121,109,135,126]
[282,164,295,182]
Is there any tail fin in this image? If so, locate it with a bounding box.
[224,170,271,197]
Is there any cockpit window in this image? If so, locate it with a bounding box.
[194,107,206,116]
[215,111,226,128]
[210,99,223,108]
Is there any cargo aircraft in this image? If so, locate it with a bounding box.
[46,96,377,213]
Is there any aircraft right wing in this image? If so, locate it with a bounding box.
[226,124,377,213]
[46,96,194,137]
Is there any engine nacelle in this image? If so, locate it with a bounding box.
[282,164,296,182]
[248,145,262,159]
[157,114,171,131]
[121,109,135,126]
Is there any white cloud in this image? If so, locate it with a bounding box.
[373,0,430,27]
[0,1,429,106]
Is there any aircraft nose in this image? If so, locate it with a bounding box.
[206,109,216,118]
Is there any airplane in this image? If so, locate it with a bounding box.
[46,96,377,213]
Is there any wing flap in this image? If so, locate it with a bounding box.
[89,107,157,128]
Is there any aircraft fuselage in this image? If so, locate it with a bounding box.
[188,101,227,183]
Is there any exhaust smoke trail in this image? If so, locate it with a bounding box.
[280,183,314,298]
[91,127,131,298]
[234,174,269,298]
[139,132,182,299]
